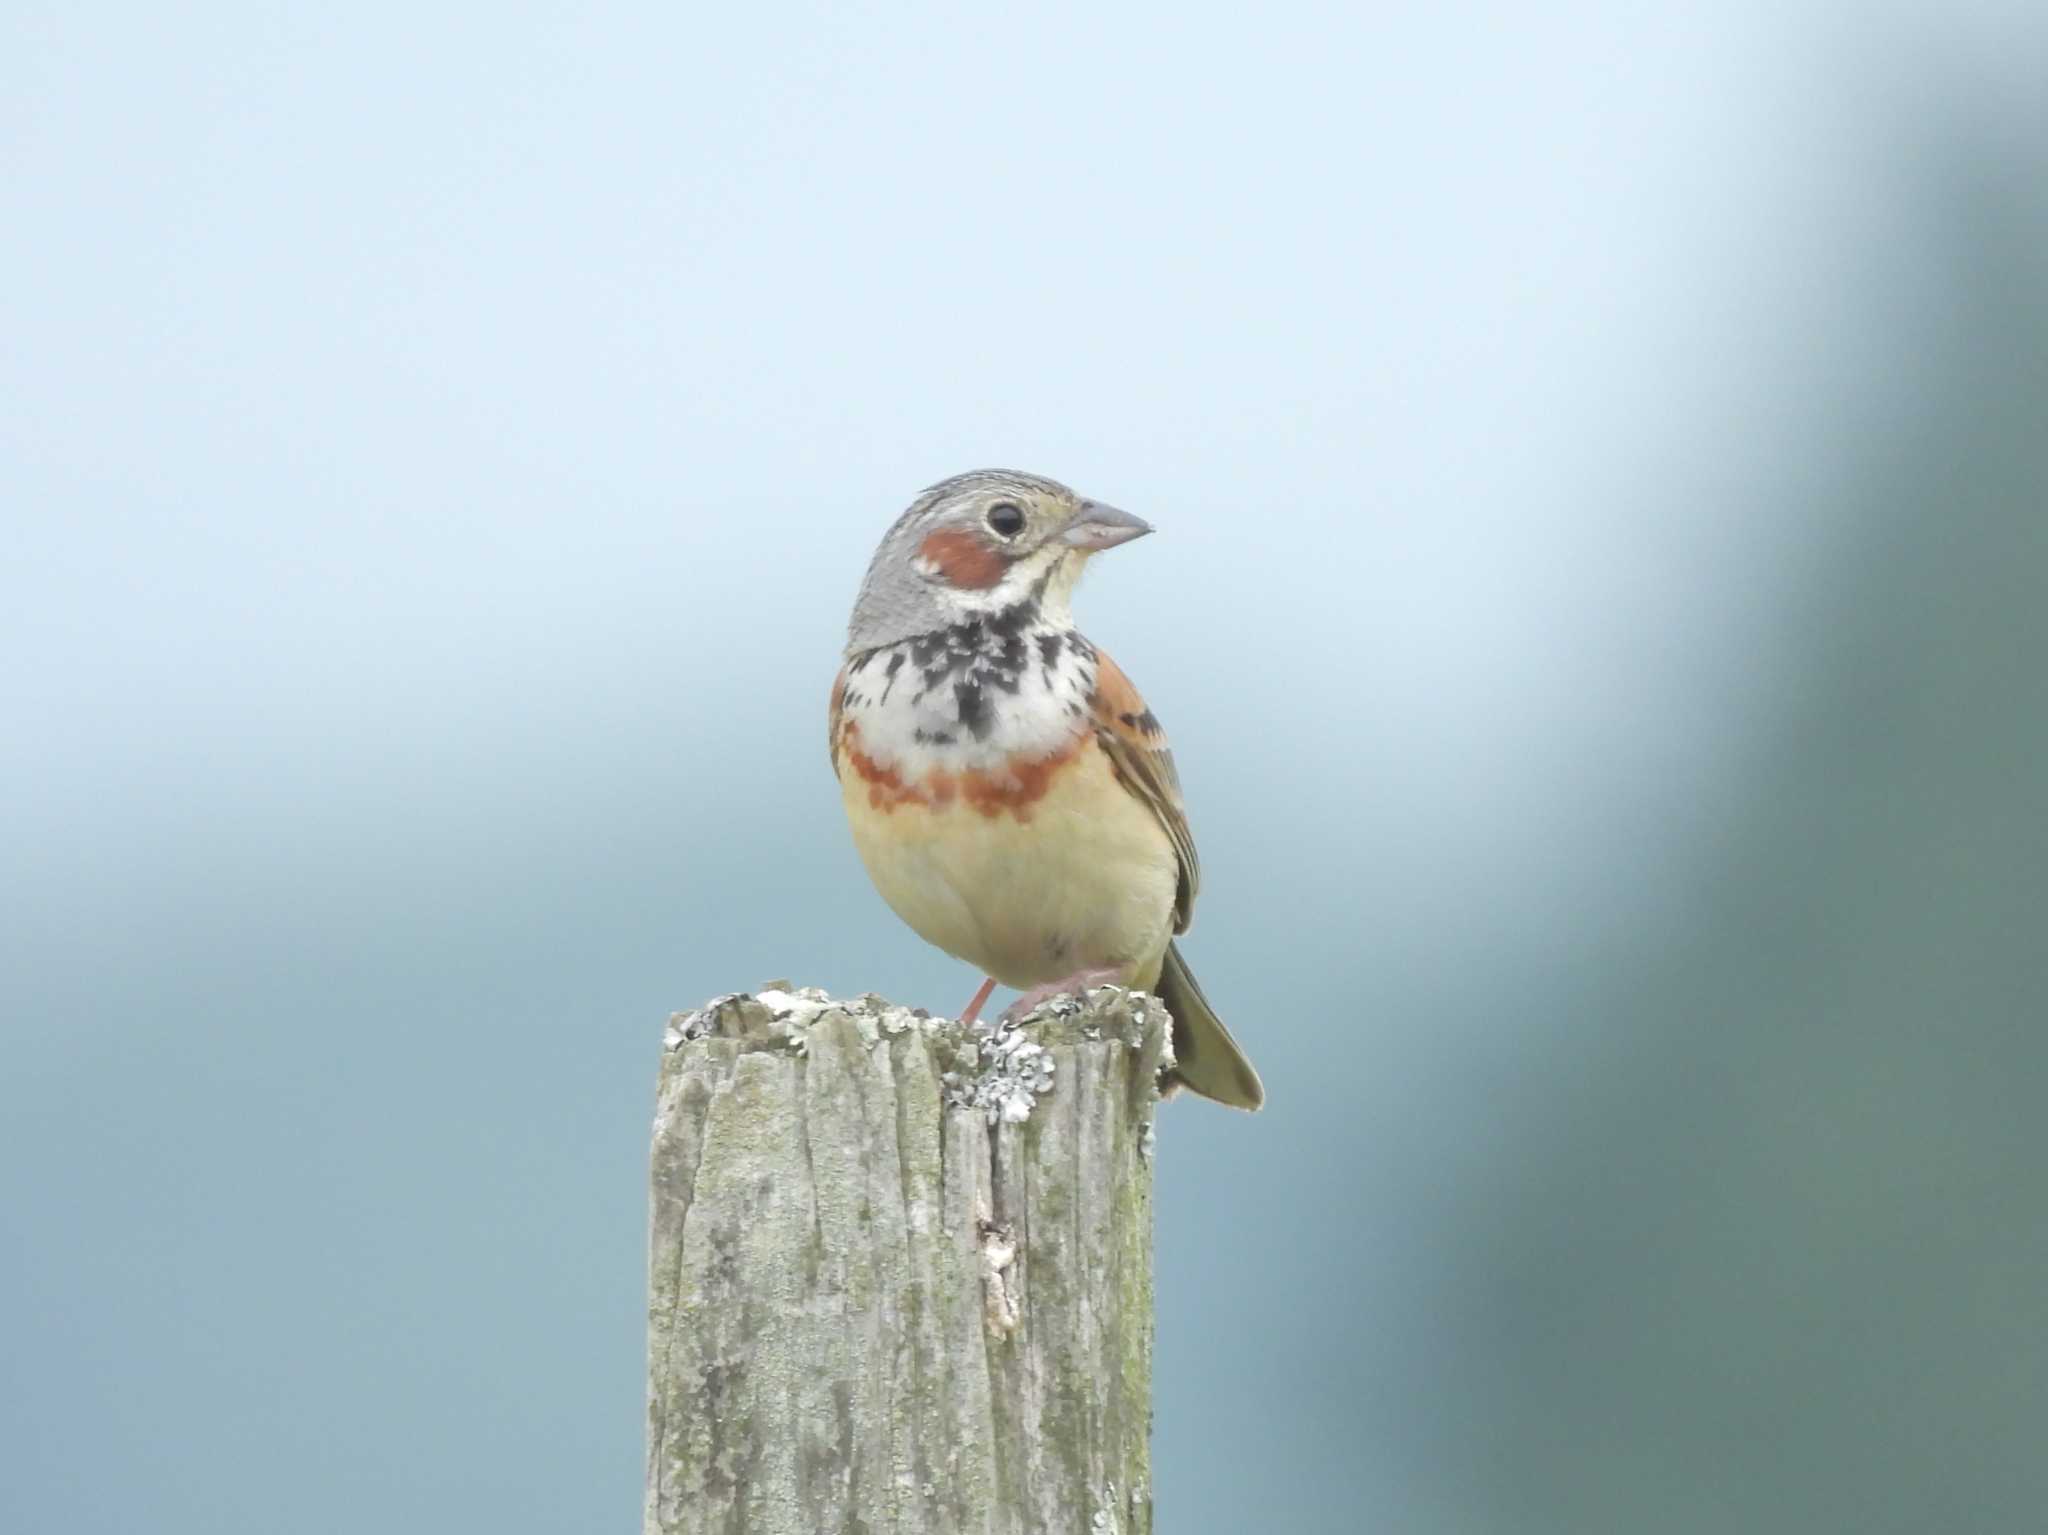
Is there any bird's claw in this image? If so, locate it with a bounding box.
[996,967,1123,1027]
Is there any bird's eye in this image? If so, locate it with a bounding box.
[986,503,1026,538]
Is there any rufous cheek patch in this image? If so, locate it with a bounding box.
[918,529,1009,590]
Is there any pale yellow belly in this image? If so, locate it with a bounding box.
[839,738,1178,989]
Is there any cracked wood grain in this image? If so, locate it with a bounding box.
[646,986,1169,1535]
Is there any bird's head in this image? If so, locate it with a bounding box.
[846,469,1151,655]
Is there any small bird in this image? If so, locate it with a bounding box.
[829,470,1264,1109]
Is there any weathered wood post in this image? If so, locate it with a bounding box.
[646,984,1170,1535]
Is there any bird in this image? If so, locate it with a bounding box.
[828,469,1264,1110]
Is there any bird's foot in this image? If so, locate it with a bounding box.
[998,967,1123,1027]
[959,976,999,1024]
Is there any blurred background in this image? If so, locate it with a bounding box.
[5,2,2045,1530]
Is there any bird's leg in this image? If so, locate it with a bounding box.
[999,966,1123,1026]
[960,976,999,1024]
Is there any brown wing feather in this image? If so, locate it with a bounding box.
[1090,648,1199,932]
[828,662,848,778]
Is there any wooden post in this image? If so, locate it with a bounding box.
[646,984,1170,1535]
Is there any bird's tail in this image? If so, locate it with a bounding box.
[1154,942,1264,1110]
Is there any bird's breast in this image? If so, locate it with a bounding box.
[837,715,1086,818]
[836,726,1178,988]
[831,626,1177,986]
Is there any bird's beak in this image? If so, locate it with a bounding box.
[1059,500,1154,551]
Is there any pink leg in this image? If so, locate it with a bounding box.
[960,976,998,1024]
[999,966,1123,1026]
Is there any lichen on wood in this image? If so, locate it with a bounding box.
[646,984,1171,1535]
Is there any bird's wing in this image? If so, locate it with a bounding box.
[1090,648,1199,933]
